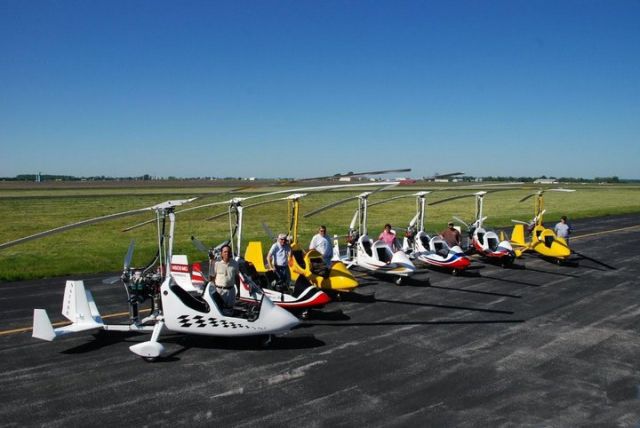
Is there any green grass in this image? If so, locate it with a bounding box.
[1,183,639,281]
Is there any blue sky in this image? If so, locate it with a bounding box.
[1,1,639,179]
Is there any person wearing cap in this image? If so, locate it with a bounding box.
[267,233,292,291]
[440,221,461,248]
[209,244,238,315]
[309,225,333,266]
[554,215,572,243]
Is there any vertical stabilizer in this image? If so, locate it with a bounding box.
[62,280,99,325]
[510,224,526,246]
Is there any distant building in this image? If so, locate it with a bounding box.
[339,177,352,182]
[533,178,558,184]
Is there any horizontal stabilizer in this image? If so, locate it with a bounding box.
[33,309,56,341]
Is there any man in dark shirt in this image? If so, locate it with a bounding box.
[440,222,461,248]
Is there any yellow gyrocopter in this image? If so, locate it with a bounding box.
[244,192,359,292]
[510,189,575,261]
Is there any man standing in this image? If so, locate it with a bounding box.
[440,222,461,248]
[309,225,334,266]
[268,233,292,291]
[554,215,572,243]
[209,244,238,315]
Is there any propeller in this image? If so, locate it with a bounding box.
[262,222,277,242]
[123,240,135,270]
[452,216,470,229]
[511,219,533,226]
[190,236,211,254]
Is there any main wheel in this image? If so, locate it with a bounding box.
[395,277,403,286]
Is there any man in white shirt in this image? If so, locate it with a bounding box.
[309,225,333,266]
[267,233,292,291]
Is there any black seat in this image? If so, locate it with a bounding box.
[487,237,499,251]
[292,249,306,269]
[170,285,210,313]
[477,232,485,245]
[362,240,373,257]
[376,247,390,263]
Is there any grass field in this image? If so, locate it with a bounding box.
[1,182,639,281]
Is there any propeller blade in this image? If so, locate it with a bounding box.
[123,240,135,270]
[452,216,469,229]
[102,276,121,285]
[262,222,276,242]
[511,219,531,226]
[191,236,210,254]
[0,205,157,250]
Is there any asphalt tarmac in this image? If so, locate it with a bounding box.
[1,215,639,427]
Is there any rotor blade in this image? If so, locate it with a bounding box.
[123,240,135,270]
[511,219,531,226]
[571,249,616,270]
[0,206,155,251]
[423,171,465,180]
[452,216,469,229]
[367,193,414,208]
[122,217,156,232]
[430,193,475,206]
[549,188,576,193]
[204,211,229,221]
[262,222,276,242]
[191,236,210,254]
[519,193,537,203]
[301,168,411,181]
[180,181,400,218]
[553,239,616,270]
[303,195,360,218]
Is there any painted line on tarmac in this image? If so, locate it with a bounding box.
[0,308,150,336]
[572,224,640,241]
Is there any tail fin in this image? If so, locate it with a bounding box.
[33,280,104,341]
[191,262,205,289]
[245,241,268,273]
[332,235,341,261]
[510,224,526,246]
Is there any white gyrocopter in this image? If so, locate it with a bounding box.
[2,198,300,361]
[430,190,517,267]
[367,191,471,275]
[456,191,516,266]
[196,194,333,316]
[304,188,416,285]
